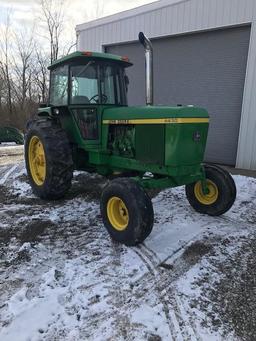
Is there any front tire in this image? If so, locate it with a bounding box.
[25,119,73,200]
[100,178,154,246]
[185,164,236,216]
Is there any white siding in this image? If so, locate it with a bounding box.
[77,0,256,170]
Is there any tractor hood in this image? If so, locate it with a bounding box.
[103,105,209,122]
[102,105,209,170]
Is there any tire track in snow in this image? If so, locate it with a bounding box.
[0,164,18,185]
[171,292,202,341]
[140,243,162,265]
[137,245,201,340]
[134,243,204,340]
[217,215,256,229]
[0,165,9,177]
[110,242,133,340]
[133,247,177,340]
[174,293,203,341]
[132,220,212,284]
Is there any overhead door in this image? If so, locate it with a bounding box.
[106,25,251,165]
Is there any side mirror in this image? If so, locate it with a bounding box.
[124,75,129,92]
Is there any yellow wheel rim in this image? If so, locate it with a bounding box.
[28,136,46,186]
[107,196,129,231]
[194,180,219,205]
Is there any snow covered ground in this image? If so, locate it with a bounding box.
[0,160,256,341]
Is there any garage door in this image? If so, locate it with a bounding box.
[106,26,251,165]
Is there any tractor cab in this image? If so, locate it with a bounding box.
[45,52,131,143]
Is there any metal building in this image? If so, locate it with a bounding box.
[76,0,256,170]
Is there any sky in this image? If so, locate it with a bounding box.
[0,0,158,55]
[0,0,158,32]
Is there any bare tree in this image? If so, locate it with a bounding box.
[12,29,35,110]
[0,0,79,129]
[0,62,5,111]
[32,48,49,103]
[40,0,66,64]
[0,11,14,120]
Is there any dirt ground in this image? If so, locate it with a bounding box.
[1,147,256,340]
[0,144,24,166]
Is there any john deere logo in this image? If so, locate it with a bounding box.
[193,131,201,142]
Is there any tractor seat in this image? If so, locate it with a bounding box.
[72,96,90,104]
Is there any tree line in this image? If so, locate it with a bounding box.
[0,0,76,131]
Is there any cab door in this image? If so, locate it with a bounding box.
[69,62,100,145]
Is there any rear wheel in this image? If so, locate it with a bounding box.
[100,178,154,246]
[185,164,236,216]
[25,119,73,199]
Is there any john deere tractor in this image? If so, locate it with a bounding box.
[0,126,24,145]
[25,32,236,246]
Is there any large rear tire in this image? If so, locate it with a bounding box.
[25,119,73,200]
[185,164,236,216]
[100,178,154,246]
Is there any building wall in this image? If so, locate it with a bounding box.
[76,0,256,170]
[106,26,251,166]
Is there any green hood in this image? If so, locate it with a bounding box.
[103,105,209,120]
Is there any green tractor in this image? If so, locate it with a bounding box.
[25,32,236,246]
[0,126,24,145]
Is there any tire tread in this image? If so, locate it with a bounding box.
[25,119,73,200]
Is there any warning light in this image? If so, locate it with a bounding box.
[121,56,129,62]
[82,51,93,56]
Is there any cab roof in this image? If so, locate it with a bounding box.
[48,51,133,70]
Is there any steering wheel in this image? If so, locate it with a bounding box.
[89,94,108,104]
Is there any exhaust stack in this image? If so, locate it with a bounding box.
[139,32,153,106]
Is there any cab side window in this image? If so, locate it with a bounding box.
[49,65,68,106]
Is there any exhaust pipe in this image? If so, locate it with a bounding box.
[139,32,153,106]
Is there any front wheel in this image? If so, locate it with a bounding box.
[185,164,236,216]
[100,178,154,246]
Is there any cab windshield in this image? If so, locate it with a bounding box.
[70,62,127,106]
[49,61,128,106]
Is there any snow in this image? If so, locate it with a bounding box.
[0,162,255,340]
[131,303,173,340]
[0,164,19,185]
[2,285,66,341]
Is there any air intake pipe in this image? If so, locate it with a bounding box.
[139,32,153,106]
